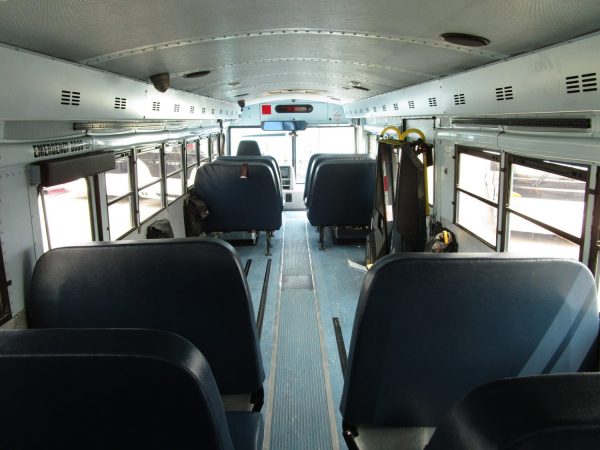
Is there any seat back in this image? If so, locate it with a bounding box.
[428,373,600,450]
[237,140,262,156]
[194,161,282,232]
[27,238,264,397]
[307,159,376,227]
[304,153,363,205]
[341,254,599,427]
[0,329,235,450]
[218,155,283,203]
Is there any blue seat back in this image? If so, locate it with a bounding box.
[27,238,264,396]
[237,140,262,156]
[304,153,367,205]
[0,329,235,450]
[341,254,599,427]
[428,373,600,449]
[194,161,282,232]
[218,155,283,203]
[307,159,376,227]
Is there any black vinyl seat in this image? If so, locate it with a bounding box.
[304,153,369,206]
[427,373,600,450]
[27,238,265,410]
[0,329,263,450]
[341,254,599,449]
[237,140,262,156]
[307,159,376,247]
[193,161,282,233]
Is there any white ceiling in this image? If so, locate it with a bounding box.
[0,0,599,105]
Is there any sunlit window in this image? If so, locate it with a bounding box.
[136,145,164,222]
[39,178,93,250]
[165,142,184,203]
[418,148,434,206]
[295,127,356,182]
[106,152,135,239]
[505,156,588,260]
[185,140,199,188]
[455,147,500,248]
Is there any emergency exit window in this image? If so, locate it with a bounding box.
[38,178,93,251]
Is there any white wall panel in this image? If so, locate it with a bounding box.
[0,45,238,122]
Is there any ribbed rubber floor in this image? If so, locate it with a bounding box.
[269,217,334,450]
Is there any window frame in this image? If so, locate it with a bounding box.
[501,154,590,261]
[135,143,165,226]
[453,145,501,249]
[38,177,96,250]
[164,140,185,205]
[185,139,200,191]
[106,150,136,240]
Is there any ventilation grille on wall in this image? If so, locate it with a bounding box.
[152,101,160,111]
[495,86,514,101]
[202,107,206,114]
[382,105,387,112]
[114,97,127,109]
[174,104,180,113]
[453,93,466,105]
[190,106,195,113]
[393,103,399,111]
[211,108,215,114]
[566,73,597,94]
[373,106,377,113]
[408,100,415,109]
[428,97,437,107]
[61,90,80,106]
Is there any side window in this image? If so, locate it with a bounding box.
[504,156,588,260]
[185,140,199,189]
[165,142,184,203]
[418,148,434,207]
[38,178,94,250]
[106,151,135,239]
[454,146,501,248]
[136,144,164,223]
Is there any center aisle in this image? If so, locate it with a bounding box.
[263,213,339,450]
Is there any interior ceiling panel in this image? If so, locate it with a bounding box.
[1,0,599,104]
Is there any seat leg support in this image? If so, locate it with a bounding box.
[265,232,272,256]
[319,226,325,250]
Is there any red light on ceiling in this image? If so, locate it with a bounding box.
[261,104,272,115]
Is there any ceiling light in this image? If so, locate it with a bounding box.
[440,33,490,47]
[183,70,211,79]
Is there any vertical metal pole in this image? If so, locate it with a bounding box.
[291,131,297,177]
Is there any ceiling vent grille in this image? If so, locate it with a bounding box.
[566,73,597,94]
[114,97,127,110]
[174,104,180,113]
[382,105,387,112]
[393,103,399,111]
[61,90,80,106]
[453,93,466,105]
[190,106,195,113]
[152,102,160,112]
[428,97,437,107]
[408,100,415,109]
[495,86,514,101]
